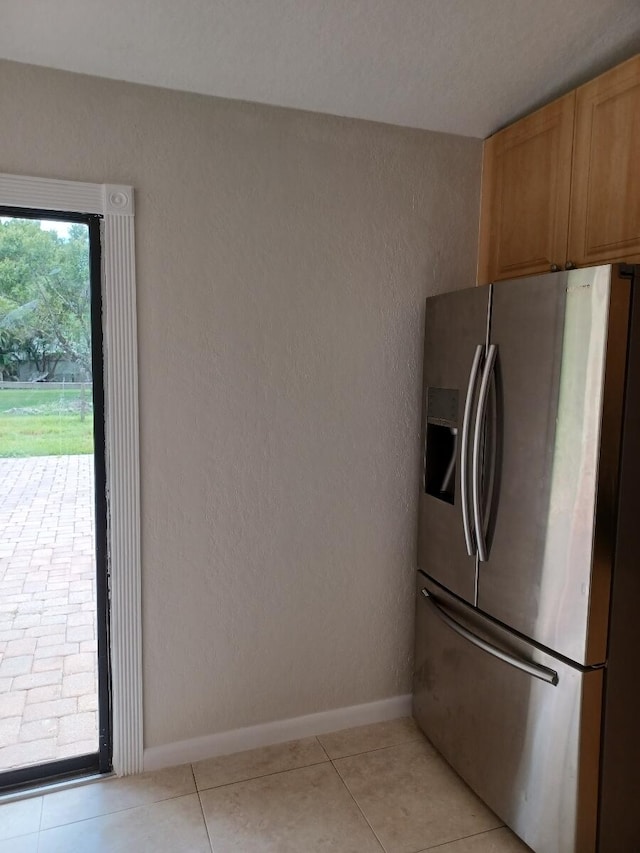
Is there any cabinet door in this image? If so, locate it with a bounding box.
[569,55,640,267]
[477,93,574,284]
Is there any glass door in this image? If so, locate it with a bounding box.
[0,209,110,788]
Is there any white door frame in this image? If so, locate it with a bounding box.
[0,173,142,775]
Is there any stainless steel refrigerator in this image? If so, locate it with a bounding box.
[413,264,640,853]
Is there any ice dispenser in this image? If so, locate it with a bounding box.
[424,388,458,505]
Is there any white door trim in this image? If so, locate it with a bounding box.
[0,173,143,776]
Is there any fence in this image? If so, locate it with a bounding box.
[0,382,93,391]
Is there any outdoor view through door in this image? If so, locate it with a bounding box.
[0,210,110,787]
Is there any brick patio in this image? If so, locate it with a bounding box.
[0,455,98,773]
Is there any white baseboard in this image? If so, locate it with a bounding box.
[143,693,412,772]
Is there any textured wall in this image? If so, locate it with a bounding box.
[0,59,482,749]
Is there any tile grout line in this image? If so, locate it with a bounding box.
[36,791,209,851]
[36,789,198,833]
[327,734,503,853]
[313,734,330,761]
[2,730,420,807]
[9,784,214,846]
[194,757,331,794]
[330,758,387,853]
[191,763,214,853]
[191,731,421,796]
[419,825,508,851]
[320,733,424,762]
[8,726,426,846]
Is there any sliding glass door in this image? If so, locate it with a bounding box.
[0,209,110,788]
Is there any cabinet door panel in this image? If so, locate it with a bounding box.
[569,55,640,267]
[478,93,574,284]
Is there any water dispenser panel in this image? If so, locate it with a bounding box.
[424,388,458,505]
[426,387,458,426]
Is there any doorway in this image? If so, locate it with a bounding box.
[0,209,111,788]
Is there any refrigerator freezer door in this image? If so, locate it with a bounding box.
[478,266,629,665]
[413,573,602,853]
[418,285,490,603]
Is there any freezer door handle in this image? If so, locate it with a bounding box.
[420,588,559,685]
[460,345,484,556]
[472,344,497,562]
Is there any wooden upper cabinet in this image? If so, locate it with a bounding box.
[568,54,640,267]
[477,92,575,284]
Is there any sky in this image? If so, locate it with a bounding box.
[40,220,72,238]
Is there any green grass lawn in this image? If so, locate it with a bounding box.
[0,387,94,457]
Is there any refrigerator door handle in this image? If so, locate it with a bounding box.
[420,588,559,685]
[460,345,484,556]
[472,344,497,562]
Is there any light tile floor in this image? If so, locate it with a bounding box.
[0,456,98,773]
[0,718,533,852]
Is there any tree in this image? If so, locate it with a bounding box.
[0,325,21,379]
[0,218,92,380]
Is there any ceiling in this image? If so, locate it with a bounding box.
[2,0,640,138]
